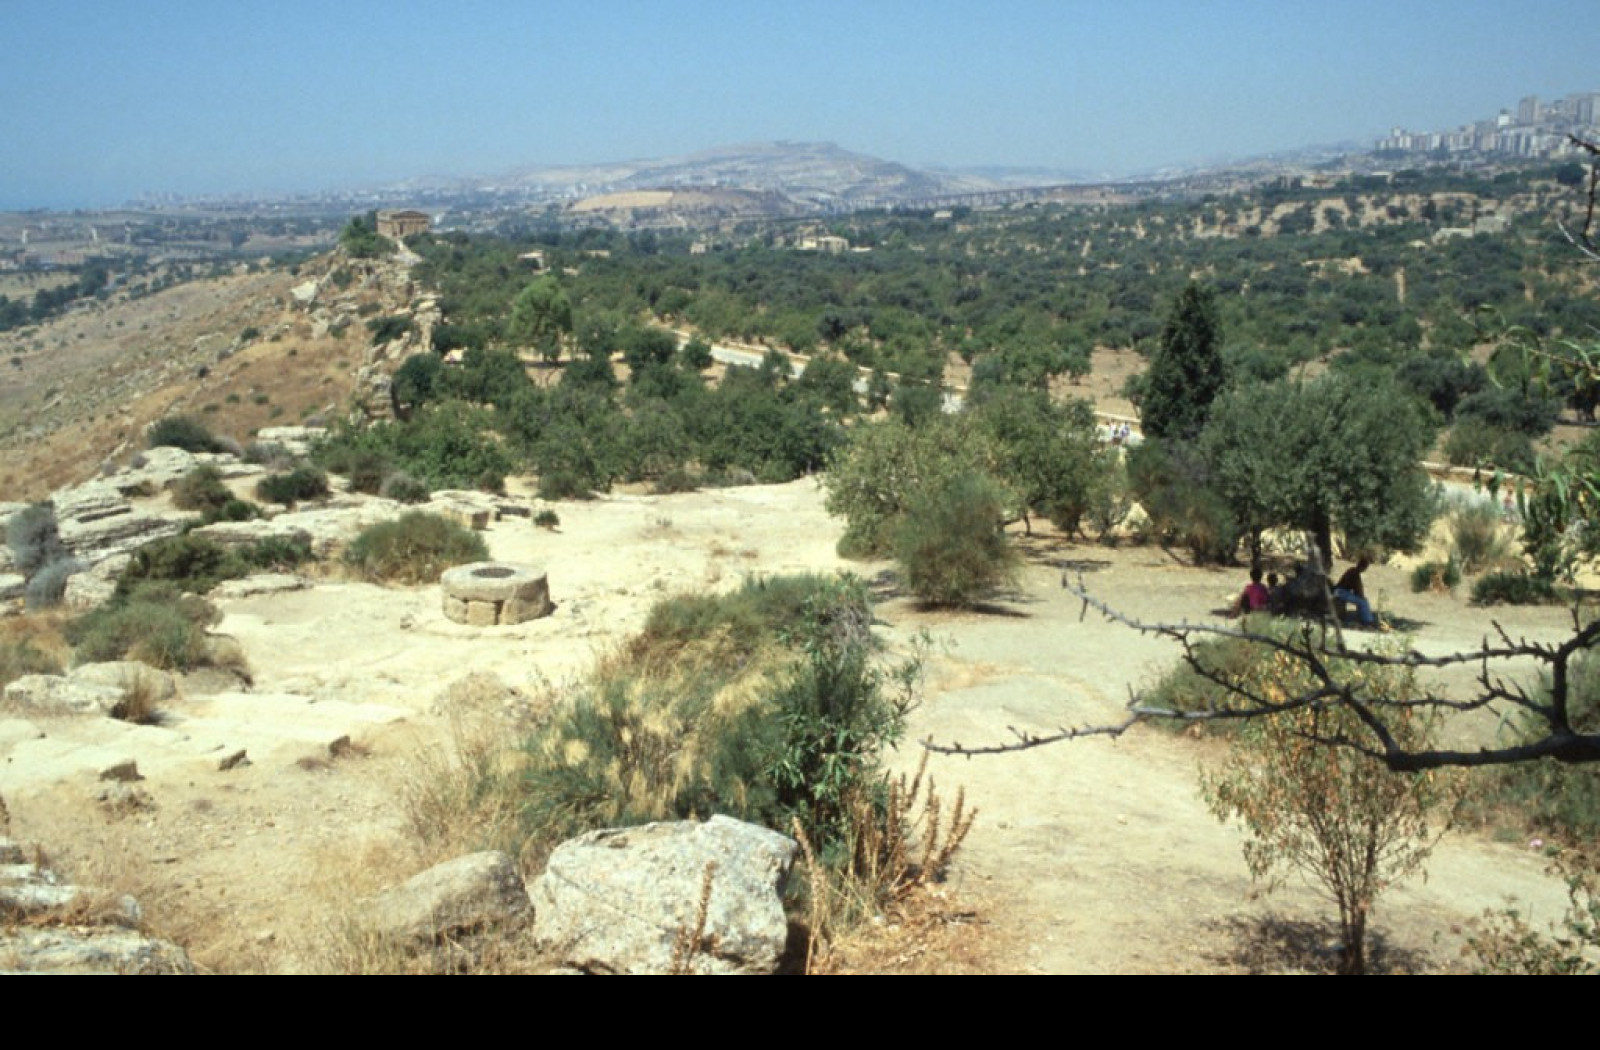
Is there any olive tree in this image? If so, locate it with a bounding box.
[508,276,573,363]
[1200,373,1438,562]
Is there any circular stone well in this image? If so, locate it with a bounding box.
[441,562,552,626]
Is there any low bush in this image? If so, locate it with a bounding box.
[533,509,560,530]
[536,469,591,501]
[379,472,430,504]
[1471,570,1559,606]
[147,415,227,454]
[256,466,329,506]
[68,582,220,671]
[171,465,235,515]
[342,511,488,584]
[1410,558,1461,593]
[113,533,311,599]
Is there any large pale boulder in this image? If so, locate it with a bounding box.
[364,851,531,947]
[532,815,796,975]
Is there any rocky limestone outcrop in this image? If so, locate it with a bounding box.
[2,661,175,718]
[52,480,186,565]
[0,833,193,974]
[532,815,797,975]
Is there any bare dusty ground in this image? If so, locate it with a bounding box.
[0,479,1577,973]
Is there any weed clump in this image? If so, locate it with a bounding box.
[342,511,487,584]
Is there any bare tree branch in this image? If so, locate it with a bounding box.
[922,575,1600,771]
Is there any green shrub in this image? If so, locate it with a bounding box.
[379,472,430,504]
[1445,419,1537,474]
[110,532,308,600]
[7,503,63,575]
[893,471,1018,607]
[342,511,488,584]
[147,415,226,454]
[256,466,329,505]
[1471,570,1559,606]
[536,469,591,501]
[1410,558,1461,593]
[171,465,235,515]
[651,467,700,495]
[68,582,219,671]
[533,509,560,530]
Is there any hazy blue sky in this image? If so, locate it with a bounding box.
[4,0,1595,209]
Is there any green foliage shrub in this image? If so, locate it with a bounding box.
[1471,570,1559,606]
[893,471,1018,607]
[112,533,310,600]
[171,465,236,515]
[68,582,220,671]
[147,415,227,454]
[342,511,488,584]
[520,575,920,871]
[379,472,430,504]
[339,212,394,259]
[823,415,997,558]
[533,509,560,530]
[255,466,329,506]
[1127,440,1239,564]
[1445,419,1537,474]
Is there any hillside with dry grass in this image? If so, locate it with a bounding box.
[0,253,421,501]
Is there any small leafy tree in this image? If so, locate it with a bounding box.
[1200,650,1457,974]
[509,276,573,363]
[894,470,1018,607]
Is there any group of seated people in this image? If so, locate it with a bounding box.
[1236,557,1377,627]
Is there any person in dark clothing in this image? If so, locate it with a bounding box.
[1333,557,1376,627]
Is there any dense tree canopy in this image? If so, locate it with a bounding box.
[1200,373,1438,561]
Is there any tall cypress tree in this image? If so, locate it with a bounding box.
[1140,282,1225,441]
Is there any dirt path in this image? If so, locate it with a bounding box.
[0,480,1576,972]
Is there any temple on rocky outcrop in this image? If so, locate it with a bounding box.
[376,209,430,240]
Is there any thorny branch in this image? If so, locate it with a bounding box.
[923,574,1600,771]
[1556,134,1600,263]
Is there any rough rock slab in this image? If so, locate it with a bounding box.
[364,851,531,946]
[2,674,124,717]
[112,445,199,494]
[532,814,796,975]
[0,926,194,974]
